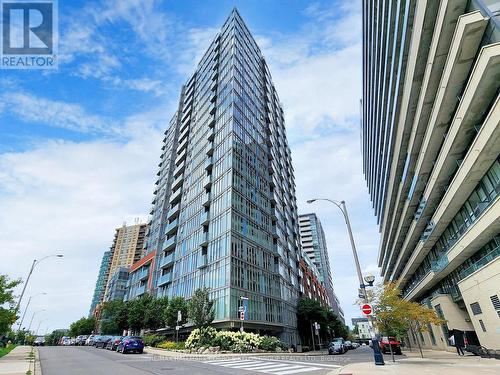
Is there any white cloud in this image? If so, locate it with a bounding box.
[0,92,119,135]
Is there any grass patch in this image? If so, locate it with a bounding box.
[0,345,17,358]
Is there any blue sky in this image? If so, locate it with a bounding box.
[0,0,378,333]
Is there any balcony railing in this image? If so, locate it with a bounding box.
[164,219,178,236]
[159,252,175,268]
[157,272,172,287]
[201,211,209,226]
[162,236,176,251]
[459,245,500,280]
[138,267,149,281]
[167,203,180,219]
[136,285,146,296]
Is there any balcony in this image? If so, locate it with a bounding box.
[200,211,209,226]
[162,235,176,251]
[175,148,187,165]
[167,203,180,219]
[165,219,178,236]
[169,187,182,204]
[459,245,500,280]
[208,117,215,128]
[200,232,209,247]
[205,157,213,171]
[138,267,149,281]
[136,285,146,296]
[178,137,188,152]
[159,252,175,268]
[202,192,211,207]
[207,126,215,141]
[206,142,214,156]
[172,174,184,190]
[179,124,189,141]
[173,161,185,178]
[198,253,208,268]
[430,254,449,273]
[203,176,212,189]
[157,272,172,287]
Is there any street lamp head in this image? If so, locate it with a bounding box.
[364,274,375,286]
[306,199,316,204]
[56,254,64,258]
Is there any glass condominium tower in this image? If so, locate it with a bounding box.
[135,9,301,344]
[362,0,500,351]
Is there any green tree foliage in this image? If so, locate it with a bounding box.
[297,297,348,346]
[100,300,128,334]
[0,275,22,333]
[69,317,96,336]
[188,287,214,329]
[145,296,169,331]
[165,296,187,328]
[128,294,153,332]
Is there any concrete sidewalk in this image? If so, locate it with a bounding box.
[330,349,500,374]
[0,346,34,375]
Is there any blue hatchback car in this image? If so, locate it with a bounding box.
[116,336,144,354]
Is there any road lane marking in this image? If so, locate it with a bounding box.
[250,357,342,368]
[203,359,325,374]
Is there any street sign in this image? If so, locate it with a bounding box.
[175,325,180,331]
[239,311,245,320]
[361,304,372,316]
[177,310,182,322]
[238,306,245,312]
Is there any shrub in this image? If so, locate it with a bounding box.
[143,334,164,347]
[185,327,217,349]
[157,341,185,350]
[258,336,282,351]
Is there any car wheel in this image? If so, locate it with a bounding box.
[138,350,143,354]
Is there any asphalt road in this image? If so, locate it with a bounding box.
[38,345,381,375]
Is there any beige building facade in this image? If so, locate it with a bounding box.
[103,222,147,301]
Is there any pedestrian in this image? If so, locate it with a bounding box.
[449,334,464,356]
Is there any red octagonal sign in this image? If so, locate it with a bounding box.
[361,304,372,316]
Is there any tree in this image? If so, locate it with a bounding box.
[128,294,153,333]
[297,297,349,347]
[145,296,169,331]
[69,317,96,337]
[101,300,128,334]
[372,282,445,360]
[188,287,214,329]
[165,296,187,328]
[0,275,22,333]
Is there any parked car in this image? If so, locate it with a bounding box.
[75,335,88,346]
[352,342,360,349]
[379,336,402,355]
[34,336,45,346]
[345,340,354,350]
[106,336,124,351]
[85,334,96,346]
[328,341,347,355]
[116,336,144,354]
[95,335,112,348]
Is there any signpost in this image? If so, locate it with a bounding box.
[239,297,248,333]
[361,304,372,316]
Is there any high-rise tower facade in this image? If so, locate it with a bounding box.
[362,0,500,351]
[129,9,302,344]
[89,250,111,316]
[298,213,344,322]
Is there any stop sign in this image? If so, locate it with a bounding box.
[361,304,372,316]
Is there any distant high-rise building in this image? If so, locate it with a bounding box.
[104,267,129,303]
[89,250,111,316]
[103,223,146,301]
[127,9,303,344]
[299,213,344,322]
[362,0,500,351]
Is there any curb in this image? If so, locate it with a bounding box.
[34,347,42,375]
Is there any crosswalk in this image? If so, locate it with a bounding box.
[203,358,338,374]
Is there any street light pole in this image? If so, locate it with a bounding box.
[28,310,45,333]
[17,292,47,331]
[15,255,63,314]
[307,198,385,365]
